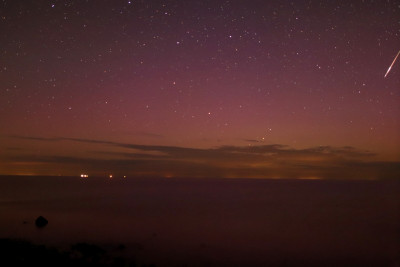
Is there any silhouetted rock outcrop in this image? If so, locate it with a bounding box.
[35,216,48,228]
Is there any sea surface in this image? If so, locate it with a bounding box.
[0,176,399,266]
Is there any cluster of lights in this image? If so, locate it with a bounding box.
[80,174,127,179]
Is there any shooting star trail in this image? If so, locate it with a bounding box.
[384,50,400,78]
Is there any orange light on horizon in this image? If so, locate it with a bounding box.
[80,174,89,178]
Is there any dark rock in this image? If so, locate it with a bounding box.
[117,243,126,251]
[35,216,48,228]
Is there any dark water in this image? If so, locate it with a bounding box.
[0,176,399,266]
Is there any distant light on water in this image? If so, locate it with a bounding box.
[80,174,88,178]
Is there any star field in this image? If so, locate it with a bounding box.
[1,0,399,178]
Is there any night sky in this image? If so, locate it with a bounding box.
[1,0,399,179]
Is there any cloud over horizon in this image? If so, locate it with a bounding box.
[2,135,399,180]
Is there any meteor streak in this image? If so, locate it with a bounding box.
[384,50,400,78]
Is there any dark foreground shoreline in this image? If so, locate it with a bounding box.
[0,238,142,267]
[1,238,398,267]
